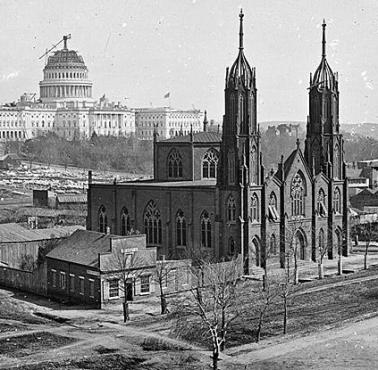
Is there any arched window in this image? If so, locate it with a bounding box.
[201,211,211,248]
[120,207,130,236]
[228,237,236,256]
[319,228,325,255]
[333,187,341,214]
[202,149,219,179]
[98,205,107,233]
[251,145,258,184]
[269,192,277,208]
[270,234,277,255]
[228,150,235,184]
[334,144,340,179]
[317,188,326,216]
[227,195,236,222]
[176,210,186,246]
[268,191,279,220]
[291,172,305,216]
[143,200,162,246]
[250,193,259,222]
[168,148,183,178]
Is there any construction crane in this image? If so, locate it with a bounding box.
[39,34,71,63]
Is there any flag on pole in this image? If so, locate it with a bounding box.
[164,92,170,99]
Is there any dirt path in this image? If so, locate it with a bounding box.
[225,314,378,368]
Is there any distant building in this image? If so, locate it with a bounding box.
[0,37,135,141]
[135,107,204,140]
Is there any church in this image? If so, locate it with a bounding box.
[87,11,349,273]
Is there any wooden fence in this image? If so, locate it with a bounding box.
[0,263,47,296]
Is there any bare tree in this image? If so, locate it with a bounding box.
[154,257,184,314]
[279,251,295,334]
[317,229,328,280]
[253,270,280,342]
[173,257,243,370]
[113,248,152,322]
[360,221,377,270]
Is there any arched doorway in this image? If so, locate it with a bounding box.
[295,230,306,260]
[335,228,342,258]
[252,237,261,267]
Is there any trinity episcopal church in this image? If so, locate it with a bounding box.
[87,11,349,273]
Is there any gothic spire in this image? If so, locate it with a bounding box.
[239,9,244,50]
[322,19,326,58]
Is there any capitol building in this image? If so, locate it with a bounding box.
[0,36,203,142]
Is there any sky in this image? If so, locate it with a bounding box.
[0,0,378,124]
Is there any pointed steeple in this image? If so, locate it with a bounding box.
[239,9,244,50]
[322,19,326,58]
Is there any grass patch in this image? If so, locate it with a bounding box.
[0,332,75,358]
[17,353,147,370]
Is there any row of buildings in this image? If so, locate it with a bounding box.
[0,35,204,142]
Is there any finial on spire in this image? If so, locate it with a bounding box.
[239,9,244,50]
[296,138,300,149]
[322,19,326,58]
[203,110,208,132]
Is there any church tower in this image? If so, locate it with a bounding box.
[218,9,260,189]
[304,20,344,180]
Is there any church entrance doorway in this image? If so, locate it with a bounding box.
[252,237,261,267]
[295,230,306,260]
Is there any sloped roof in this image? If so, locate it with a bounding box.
[56,194,87,203]
[160,131,221,144]
[0,223,83,243]
[46,229,111,267]
[274,146,312,182]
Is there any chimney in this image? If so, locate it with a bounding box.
[88,170,92,186]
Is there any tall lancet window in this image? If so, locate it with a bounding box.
[228,150,235,184]
[168,148,183,179]
[250,193,259,222]
[291,173,305,216]
[176,210,186,247]
[250,145,258,184]
[143,200,162,246]
[333,187,341,214]
[202,149,219,179]
[201,211,211,248]
[98,205,107,233]
[120,207,131,236]
[334,144,340,179]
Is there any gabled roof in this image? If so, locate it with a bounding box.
[274,146,313,183]
[160,131,222,144]
[46,229,111,267]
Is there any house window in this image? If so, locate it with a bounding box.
[176,210,187,246]
[140,275,150,294]
[144,200,162,246]
[79,276,85,295]
[227,195,236,222]
[202,149,219,179]
[167,148,183,178]
[51,269,57,287]
[89,279,95,298]
[201,210,211,248]
[291,173,305,216]
[317,188,327,216]
[250,193,259,222]
[334,187,341,214]
[109,279,119,298]
[98,205,107,233]
[60,272,66,290]
[121,207,131,235]
[69,274,75,292]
